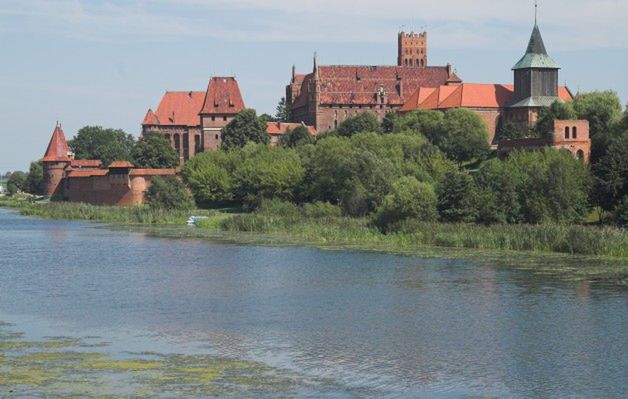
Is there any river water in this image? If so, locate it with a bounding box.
[0,208,626,398]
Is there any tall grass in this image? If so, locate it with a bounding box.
[217,212,628,258]
[16,202,209,225]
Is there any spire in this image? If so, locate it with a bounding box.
[43,124,70,162]
[535,0,538,25]
[291,64,296,82]
[512,5,560,70]
[313,52,319,80]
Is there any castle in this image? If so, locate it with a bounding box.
[286,31,462,131]
[42,124,177,205]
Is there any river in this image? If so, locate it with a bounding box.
[0,208,626,398]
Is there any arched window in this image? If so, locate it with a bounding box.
[173,134,180,155]
[576,149,584,160]
[421,59,425,67]
[564,126,570,139]
[572,126,577,139]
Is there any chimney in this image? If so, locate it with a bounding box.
[447,63,452,77]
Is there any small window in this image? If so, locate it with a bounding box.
[564,126,570,139]
[576,149,584,160]
[211,116,215,121]
[215,134,219,140]
[572,126,577,139]
[223,116,227,121]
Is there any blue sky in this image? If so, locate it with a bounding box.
[1,0,627,172]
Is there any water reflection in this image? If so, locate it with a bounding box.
[0,208,626,398]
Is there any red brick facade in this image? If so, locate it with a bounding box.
[498,120,591,161]
[142,77,245,163]
[42,125,177,205]
[286,34,462,132]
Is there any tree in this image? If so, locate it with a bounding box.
[280,126,314,147]
[573,91,623,162]
[438,108,490,164]
[475,159,521,224]
[69,126,135,166]
[497,122,530,140]
[336,112,382,137]
[388,109,444,141]
[25,161,45,195]
[233,144,305,206]
[181,150,236,205]
[592,132,628,211]
[275,97,290,122]
[6,171,27,196]
[436,170,479,223]
[131,133,179,169]
[534,101,577,136]
[374,176,438,231]
[221,109,270,150]
[145,176,195,210]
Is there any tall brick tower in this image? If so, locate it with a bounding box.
[42,123,71,197]
[398,31,427,67]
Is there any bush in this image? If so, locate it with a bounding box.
[614,196,628,227]
[303,201,342,218]
[181,151,236,204]
[374,176,438,231]
[336,112,382,137]
[145,176,195,210]
[257,198,301,217]
[437,170,479,223]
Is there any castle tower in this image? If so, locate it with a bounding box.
[508,5,561,126]
[42,123,71,197]
[398,31,427,67]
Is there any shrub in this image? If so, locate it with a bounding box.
[374,176,438,231]
[181,151,236,205]
[256,198,301,217]
[303,201,342,218]
[145,176,195,210]
[437,170,479,223]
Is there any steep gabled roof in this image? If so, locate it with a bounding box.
[513,24,560,70]
[199,77,245,115]
[266,122,317,136]
[143,91,205,127]
[43,125,70,162]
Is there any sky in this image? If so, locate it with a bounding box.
[1,0,627,172]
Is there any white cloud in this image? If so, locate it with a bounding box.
[0,0,626,49]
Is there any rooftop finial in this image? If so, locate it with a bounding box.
[535,0,538,25]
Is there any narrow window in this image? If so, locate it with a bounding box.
[572,126,577,139]
[223,116,227,121]
[576,149,584,160]
[211,116,215,121]
[564,126,570,139]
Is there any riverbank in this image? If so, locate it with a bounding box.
[2,198,627,260]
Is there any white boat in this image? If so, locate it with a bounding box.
[186,216,209,226]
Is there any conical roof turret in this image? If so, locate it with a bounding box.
[43,124,70,162]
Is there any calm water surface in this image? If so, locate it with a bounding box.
[0,208,626,398]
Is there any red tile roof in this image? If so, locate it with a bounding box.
[129,169,177,176]
[108,161,135,168]
[69,159,102,168]
[43,125,70,162]
[66,169,109,178]
[266,122,317,136]
[401,83,574,112]
[142,91,205,127]
[199,77,245,115]
[292,65,462,109]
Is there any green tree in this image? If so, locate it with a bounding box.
[534,101,577,136]
[275,97,290,122]
[389,109,444,141]
[592,132,628,211]
[145,176,195,210]
[131,133,179,169]
[438,108,490,164]
[69,126,135,166]
[573,91,623,162]
[181,150,236,205]
[374,176,438,231]
[280,126,314,147]
[614,196,628,227]
[221,109,270,150]
[25,161,45,195]
[336,112,382,137]
[436,170,479,223]
[475,159,521,224]
[304,136,396,216]
[233,144,305,206]
[6,171,27,196]
[497,122,530,140]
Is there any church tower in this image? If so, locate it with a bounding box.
[398,31,427,67]
[508,4,561,125]
[42,123,71,197]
